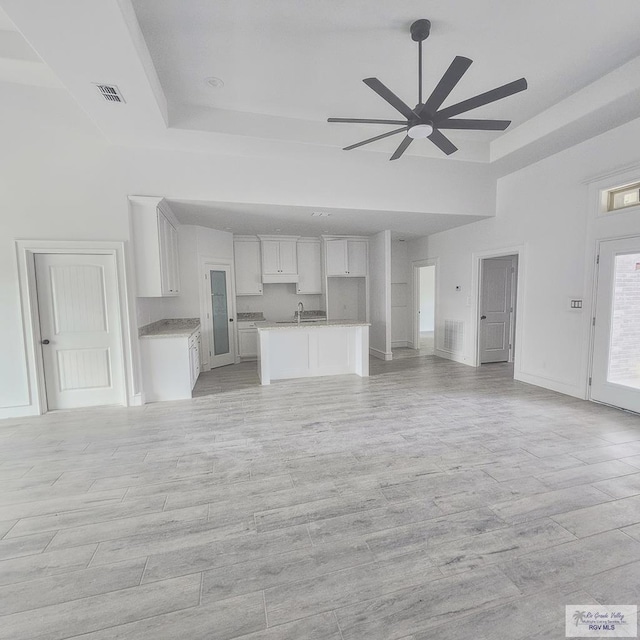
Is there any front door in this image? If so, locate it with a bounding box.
[35,253,125,410]
[206,266,235,368]
[480,256,516,364]
[591,237,640,413]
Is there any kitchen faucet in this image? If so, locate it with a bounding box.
[297,301,304,325]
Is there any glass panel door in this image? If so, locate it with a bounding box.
[591,237,640,412]
[607,252,640,390]
[207,265,235,369]
[211,270,230,356]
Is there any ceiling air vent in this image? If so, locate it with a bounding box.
[94,84,125,103]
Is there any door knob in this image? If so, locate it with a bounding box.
[41,339,50,344]
[480,315,487,320]
[229,318,234,322]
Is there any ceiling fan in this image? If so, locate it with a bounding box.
[328,19,527,160]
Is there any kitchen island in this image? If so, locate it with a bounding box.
[257,321,369,385]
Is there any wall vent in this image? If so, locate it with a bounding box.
[443,319,464,353]
[94,84,125,103]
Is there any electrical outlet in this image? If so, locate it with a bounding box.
[568,298,583,310]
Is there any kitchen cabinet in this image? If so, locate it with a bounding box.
[325,238,368,277]
[296,238,322,294]
[259,236,299,283]
[130,196,180,297]
[237,321,259,359]
[189,331,201,389]
[234,237,263,295]
[140,327,200,401]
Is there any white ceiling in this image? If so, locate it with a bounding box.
[167,200,488,239]
[132,0,640,159]
[3,0,640,238]
[0,6,61,87]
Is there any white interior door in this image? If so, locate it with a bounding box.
[480,257,515,364]
[35,253,125,410]
[206,265,235,368]
[591,236,640,413]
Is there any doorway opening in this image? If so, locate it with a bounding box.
[478,255,518,366]
[410,259,437,356]
[417,265,435,355]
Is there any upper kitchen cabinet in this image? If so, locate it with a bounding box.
[296,238,322,294]
[324,237,369,277]
[258,236,299,283]
[234,237,263,295]
[130,196,180,297]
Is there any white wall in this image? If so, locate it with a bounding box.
[327,278,366,322]
[237,284,322,322]
[419,266,436,332]
[369,230,392,359]
[409,116,640,398]
[391,240,410,347]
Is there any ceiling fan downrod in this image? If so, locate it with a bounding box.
[410,19,431,106]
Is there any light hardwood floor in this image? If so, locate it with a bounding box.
[1,355,640,639]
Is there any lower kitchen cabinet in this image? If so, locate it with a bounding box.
[238,322,259,359]
[140,329,201,401]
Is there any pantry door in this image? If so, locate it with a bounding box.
[205,265,236,368]
[591,236,640,413]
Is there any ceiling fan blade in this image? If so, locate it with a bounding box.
[419,56,472,117]
[343,126,407,151]
[363,78,417,120]
[328,118,408,125]
[390,136,413,161]
[428,129,458,155]
[436,118,511,130]
[435,78,528,120]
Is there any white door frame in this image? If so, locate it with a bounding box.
[199,257,237,371]
[472,245,526,368]
[588,233,640,409]
[15,240,134,416]
[411,258,438,351]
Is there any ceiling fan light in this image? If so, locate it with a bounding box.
[408,123,433,139]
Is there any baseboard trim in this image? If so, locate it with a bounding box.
[434,349,472,366]
[370,348,392,361]
[391,341,408,348]
[0,404,38,420]
[514,370,585,399]
[128,393,144,407]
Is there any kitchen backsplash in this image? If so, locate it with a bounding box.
[236,283,322,322]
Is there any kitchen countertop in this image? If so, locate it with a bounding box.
[257,320,370,331]
[139,318,200,339]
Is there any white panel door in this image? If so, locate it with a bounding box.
[591,237,640,413]
[480,257,513,363]
[35,253,125,410]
